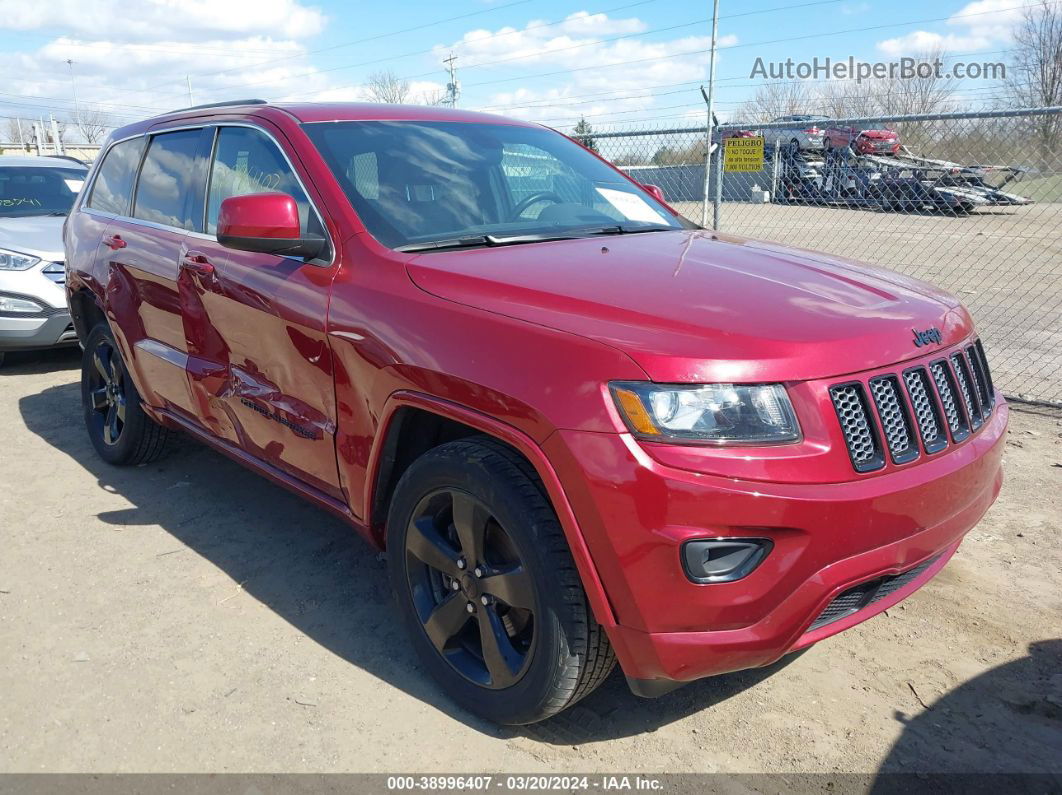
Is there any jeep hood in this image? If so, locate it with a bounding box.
[405,230,972,383]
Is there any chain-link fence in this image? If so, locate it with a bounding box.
[592,107,1062,405]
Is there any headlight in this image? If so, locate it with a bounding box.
[0,293,46,314]
[610,381,800,444]
[0,248,41,271]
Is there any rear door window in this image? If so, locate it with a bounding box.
[132,129,205,231]
[87,137,146,215]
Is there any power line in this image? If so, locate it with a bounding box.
[72,0,550,109]
[64,0,833,109]
[468,47,1018,114]
[4,0,1052,123]
[539,82,1024,126]
[75,0,843,110]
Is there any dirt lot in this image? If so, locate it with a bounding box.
[1,348,1060,776]
[672,201,1062,405]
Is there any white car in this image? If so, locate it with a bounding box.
[0,155,88,366]
[764,114,830,153]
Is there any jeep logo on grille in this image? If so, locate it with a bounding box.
[912,327,943,347]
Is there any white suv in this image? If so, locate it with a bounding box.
[0,155,88,366]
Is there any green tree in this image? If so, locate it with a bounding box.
[573,118,598,152]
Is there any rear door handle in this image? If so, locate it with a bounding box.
[180,252,215,276]
[103,234,127,250]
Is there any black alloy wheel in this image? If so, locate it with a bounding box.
[386,437,615,724]
[81,322,171,466]
[86,335,128,447]
[405,487,536,689]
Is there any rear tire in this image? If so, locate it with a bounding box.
[386,437,615,724]
[81,323,171,466]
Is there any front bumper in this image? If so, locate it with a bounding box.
[0,310,77,351]
[544,399,1007,689]
[858,140,900,154]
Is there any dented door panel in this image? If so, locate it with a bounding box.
[178,238,342,497]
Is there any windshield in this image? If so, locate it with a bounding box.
[303,120,688,250]
[0,166,87,217]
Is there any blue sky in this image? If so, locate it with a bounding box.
[0,0,1026,138]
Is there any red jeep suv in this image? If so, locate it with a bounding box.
[64,101,1006,724]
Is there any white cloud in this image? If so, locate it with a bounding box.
[0,0,326,41]
[0,0,331,133]
[433,13,736,127]
[876,0,1025,56]
[0,36,336,129]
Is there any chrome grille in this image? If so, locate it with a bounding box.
[831,340,996,472]
[966,346,992,417]
[829,384,884,472]
[868,376,918,463]
[902,368,948,454]
[974,340,995,400]
[930,360,969,442]
[950,352,982,429]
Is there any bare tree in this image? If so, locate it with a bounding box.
[76,105,109,144]
[367,70,411,104]
[737,80,816,122]
[1006,0,1062,164]
[415,87,449,106]
[4,117,27,146]
[865,47,956,117]
[818,80,874,118]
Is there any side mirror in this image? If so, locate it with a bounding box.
[641,183,667,204]
[217,193,326,260]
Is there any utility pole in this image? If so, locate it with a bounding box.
[66,59,81,128]
[186,75,194,106]
[700,0,720,228]
[33,120,43,156]
[443,52,460,108]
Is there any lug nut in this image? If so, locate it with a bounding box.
[451,581,460,591]
[465,602,475,613]
[456,558,466,570]
[480,595,490,606]
[473,567,483,577]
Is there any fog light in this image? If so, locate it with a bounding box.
[681,538,772,583]
[0,293,46,315]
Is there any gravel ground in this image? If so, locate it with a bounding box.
[1,347,1060,775]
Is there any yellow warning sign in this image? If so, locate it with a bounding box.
[724,136,765,172]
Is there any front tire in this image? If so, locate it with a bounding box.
[81,323,171,465]
[386,437,615,724]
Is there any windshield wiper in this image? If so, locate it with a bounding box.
[395,235,493,252]
[395,224,675,253]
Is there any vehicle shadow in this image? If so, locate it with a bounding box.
[871,639,1062,781]
[1,346,80,376]
[20,380,805,742]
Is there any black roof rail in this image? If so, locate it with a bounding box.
[48,154,90,167]
[169,98,268,113]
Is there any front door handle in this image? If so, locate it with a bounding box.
[103,234,127,250]
[180,252,215,276]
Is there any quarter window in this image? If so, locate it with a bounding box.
[132,129,204,230]
[207,126,319,236]
[87,137,146,215]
